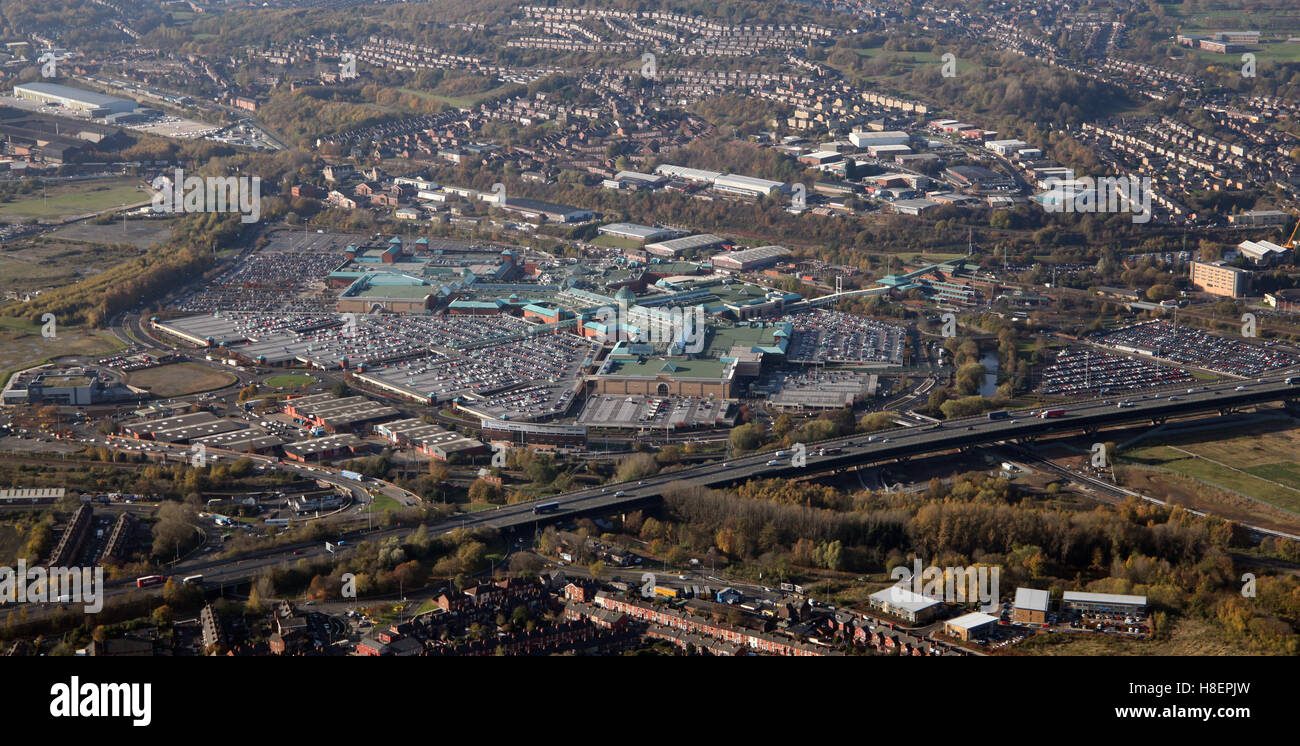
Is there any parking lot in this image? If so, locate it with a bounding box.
[1039,346,1195,396]
[779,309,907,365]
[1093,320,1300,377]
[758,369,878,409]
[577,394,730,429]
[173,232,354,313]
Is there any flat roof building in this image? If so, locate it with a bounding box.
[597,223,677,243]
[867,587,942,624]
[1061,591,1147,615]
[645,233,727,258]
[710,245,791,272]
[944,611,999,641]
[1190,260,1250,298]
[1228,209,1290,227]
[13,82,138,116]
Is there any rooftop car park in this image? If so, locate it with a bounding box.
[1092,320,1300,377]
[1039,347,1195,396]
[778,309,907,365]
[576,394,732,429]
[757,370,880,409]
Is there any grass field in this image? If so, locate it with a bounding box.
[264,374,315,389]
[589,234,645,250]
[126,363,236,397]
[1122,423,1300,515]
[0,238,150,291]
[365,493,402,514]
[0,179,149,221]
[1016,617,1263,656]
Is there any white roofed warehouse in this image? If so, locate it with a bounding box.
[13,82,138,116]
[710,245,791,272]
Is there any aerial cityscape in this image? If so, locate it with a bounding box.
[0,0,1298,704]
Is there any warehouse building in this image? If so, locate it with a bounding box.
[1227,209,1290,227]
[499,198,593,223]
[849,130,910,148]
[867,587,942,624]
[282,394,399,433]
[711,173,786,199]
[645,233,727,258]
[1061,591,1147,616]
[710,245,792,272]
[122,412,245,443]
[597,223,678,243]
[13,82,138,116]
[944,611,999,641]
[282,433,367,462]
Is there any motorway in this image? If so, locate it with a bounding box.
[33,364,1300,611]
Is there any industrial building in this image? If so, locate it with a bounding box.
[1061,591,1147,615]
[13,82,138,116]
[710,245,792,272]
[645,233,727,258]
[499,198,593,223]
[711,173,786,199]
[282,433,367,462]
[282,394,399,433]
[944,611,999,641]
[867,587,942,624]
[597,223,677,243]
[1227,209,1290,227]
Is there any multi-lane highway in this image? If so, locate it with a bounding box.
[54,373,1300,608]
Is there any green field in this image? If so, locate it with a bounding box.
[365,493,401,513]
[589,234,644,250]
[0,179,149,221]
[1122,444,1300,514]
[265,374,315,389]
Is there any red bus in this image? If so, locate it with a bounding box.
[1040,409,1066,419]
[135,575,165,588]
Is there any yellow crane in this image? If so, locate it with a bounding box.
[1287,216,1300,250]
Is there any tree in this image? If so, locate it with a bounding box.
[729,423,761,452]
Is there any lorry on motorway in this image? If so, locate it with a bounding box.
[987,410,1010,420]
[533,501,560,515]
[1287,377,1299,385]
[181,575,204,585]
[340,470,364,482]
[1040,409,1067,418]
[135,575,165,588]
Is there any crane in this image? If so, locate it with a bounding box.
[1286,216,1300,250]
